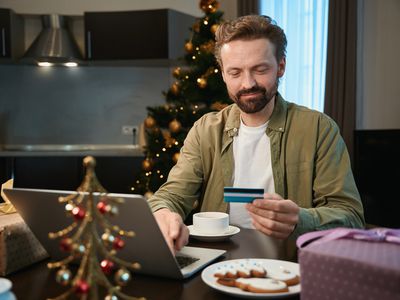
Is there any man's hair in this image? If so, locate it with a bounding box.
[214,15,287,67]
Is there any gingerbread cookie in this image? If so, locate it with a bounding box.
[235,278,289,293]
[267,267,300,286]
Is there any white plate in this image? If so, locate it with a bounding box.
[201,258,300,299]
[188,225,240,242]
[0,278,12,294]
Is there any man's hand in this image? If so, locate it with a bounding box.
[153,208,189,254]
[246,193,299,239]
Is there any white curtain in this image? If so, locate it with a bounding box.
[260,0,329,112]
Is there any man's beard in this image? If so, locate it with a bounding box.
[231,81,278,114]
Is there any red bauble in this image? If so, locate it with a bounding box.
[60,238,73,252]
[72,206,86,220]
[97,201,108,214]
[74,279,90,295]
[100,259,115,275]
[112,236,125,250]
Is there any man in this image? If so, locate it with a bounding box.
[148,15,365,255]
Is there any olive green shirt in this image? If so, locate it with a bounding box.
[148,94,365,239]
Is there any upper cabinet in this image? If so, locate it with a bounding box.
[84,9,195,61]
[0,8,24,60]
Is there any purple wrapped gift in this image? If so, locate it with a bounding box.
[297,228,400,300]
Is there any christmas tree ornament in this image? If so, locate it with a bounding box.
[170,82,180,95]
[169,119,182,133]
[192,22,200,33]
[172,152,180,163]
[72,243,86,257]
[211,23,219,34]
[74,279,90,295]
[200,0,219,13]
[47,156,144,300]
[100,259,115,275]
[197,77,207,88]
[172,67,181,78]
[142,158,153,171]
[184,41,194,53]
[97,200,109,214]
[56,268,72,286]
[105,295,118,300]
[144,116,156,128]
[144,191,154,199]
[115,268,131,286]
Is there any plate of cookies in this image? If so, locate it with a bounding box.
[201,258,300,298]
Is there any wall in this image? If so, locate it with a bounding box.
[0,65,170,145]
[356,0,400,129]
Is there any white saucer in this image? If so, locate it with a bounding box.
[188,225,240,242]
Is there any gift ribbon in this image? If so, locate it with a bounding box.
[297,227,400,249]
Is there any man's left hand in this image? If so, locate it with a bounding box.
[246,193,299,239]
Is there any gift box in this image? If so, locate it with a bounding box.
[0,212,48,275]
[297,228,400,300]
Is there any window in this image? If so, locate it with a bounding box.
[260,0,329,111]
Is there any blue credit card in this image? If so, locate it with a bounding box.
[223,187,264,203]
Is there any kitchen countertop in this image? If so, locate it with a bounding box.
[0,144,145,157]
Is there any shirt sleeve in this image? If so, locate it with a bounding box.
[292,115,365,238]
[147,121,204,220]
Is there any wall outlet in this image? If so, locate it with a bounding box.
[121,125,138,136]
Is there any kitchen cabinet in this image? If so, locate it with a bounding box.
[84,9,195,60]
[0,8,24,60]
[3,156,143,194]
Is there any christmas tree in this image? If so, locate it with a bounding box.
[48,156,144,300]
[132,0,231,196]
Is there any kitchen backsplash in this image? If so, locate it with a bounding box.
[0,64,170,145]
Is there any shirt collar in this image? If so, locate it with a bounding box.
[224,92,287,136]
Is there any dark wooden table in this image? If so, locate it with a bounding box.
[7,228,300,300]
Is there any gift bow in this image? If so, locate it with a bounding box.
[297,227,400,249]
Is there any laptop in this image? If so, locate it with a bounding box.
[3,187,226,279]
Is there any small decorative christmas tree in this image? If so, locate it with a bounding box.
[47,156,144,300]
[131,0,231,197]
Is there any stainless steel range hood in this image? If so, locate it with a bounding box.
[23,14,82,66]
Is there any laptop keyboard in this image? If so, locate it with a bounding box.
[175,255,200,269]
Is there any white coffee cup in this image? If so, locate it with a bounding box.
[192,212,229,235]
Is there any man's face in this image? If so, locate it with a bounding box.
[220,38,285,114]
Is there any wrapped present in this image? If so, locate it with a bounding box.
[0,213,48,275]
[297,228,400,300]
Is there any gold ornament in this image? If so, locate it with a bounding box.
[211,24,219,34]
[192,22,200,33]
[169,119,182,133]
[197,77,207,88]
[172,67,181,78]
[172,152,180,163]
[184,41,194,53]
[170,82,180,95]
[144,116,156,128]
[142,158,153,171]
[162,130,175,147]
[144,191,154,199]
[200,0,219,13]
[200,41,215,53]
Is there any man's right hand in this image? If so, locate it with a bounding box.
[153,208,189,254]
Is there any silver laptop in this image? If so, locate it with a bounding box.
[4,187,226,279]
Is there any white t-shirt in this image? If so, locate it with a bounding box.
[230,118,275,228]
